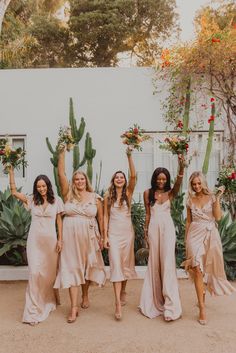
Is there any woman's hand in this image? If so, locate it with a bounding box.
[56,240,63,253]
[103,236,110,249]
[99,238,104,251]
[126,146,134,156]
[144,230,149,249]
[215,185,225,199]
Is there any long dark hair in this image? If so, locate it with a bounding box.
[149,167,171,206]
[33,175,55,205]
[108,170,130,208]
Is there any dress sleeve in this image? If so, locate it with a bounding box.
[56,197,65,214]
[95,193,103,203]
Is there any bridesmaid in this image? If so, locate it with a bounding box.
[104,147,137,320]
[9,167,64,325]
[139,157,185,321]
[183,171,236,325]
[54,149,106,323]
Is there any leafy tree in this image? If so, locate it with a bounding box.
[67,0,178,67]
[154,1,236,163]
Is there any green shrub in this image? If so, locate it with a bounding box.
[218,213,236,280]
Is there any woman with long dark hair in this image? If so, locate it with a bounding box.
[104,148,137,320]
[139,158,185,321]
[8,167,64,325]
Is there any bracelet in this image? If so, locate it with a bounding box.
[178,174,184,178]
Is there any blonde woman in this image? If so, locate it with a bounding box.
[54,150,106,323]
[104,148,137,320]
[183,171,236,325]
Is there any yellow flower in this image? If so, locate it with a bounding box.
[4,144,12,157]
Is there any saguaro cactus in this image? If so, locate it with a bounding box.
[85,132,96,183]
[45,138,61,196]
[202,99,216,175]
[46,98,97,194]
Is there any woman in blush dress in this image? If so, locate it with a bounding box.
[139,157,185,322]
[183,171,236,325]
[54,149,106,323]
[103,148,137,320]
[9,167,64,326]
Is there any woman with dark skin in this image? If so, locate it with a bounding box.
[9,167,64,325]
[139,157,185,321]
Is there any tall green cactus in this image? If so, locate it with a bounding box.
[46,98,97,194]
[45,137,61,196]
[182,79,191,136]
[202,100,215,175]
[85,133,96,183]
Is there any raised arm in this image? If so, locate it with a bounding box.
[169,156,185,199]
[58,150,69,200]
[8,166,27,204]
[143,190,151,247]
[126,149,136,197]
[213,186,224,221]
[103,195,110,249]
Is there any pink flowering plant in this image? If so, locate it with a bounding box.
[0,137,27,173]
[121,124,150,152]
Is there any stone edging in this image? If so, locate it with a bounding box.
[0,266,188,281]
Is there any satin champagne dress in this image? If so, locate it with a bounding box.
[183,196,236,295]
[54,193,106,288]
[108,201,137,282]
[139,199,182,320]
[23,196,64,324]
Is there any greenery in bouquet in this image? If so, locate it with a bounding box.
[0,138,27,174]
[216,165,236,193]
[159,134,189,156]
[56,126,75,152]
[120,124,150,152]
[216,165,236,220]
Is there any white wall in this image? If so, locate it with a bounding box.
[0,67,226,195]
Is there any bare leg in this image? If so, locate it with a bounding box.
[54,288,61,305]
[113,282,122,320]
[120,280,127,306]
[68,286,79,323]
[193,266,206,324]
[81,280,90,308]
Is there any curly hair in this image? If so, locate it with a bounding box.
[107,170,130,209]
[149,167,171,206]
[33,175,55,205]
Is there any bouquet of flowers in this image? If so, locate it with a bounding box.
[216,165,236,194]
[120,124,150,152]
[159,134,189,156]
[56,126,75,152]
[0,137,27,173]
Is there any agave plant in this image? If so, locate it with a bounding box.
[218,213,236,280]
[0,188,31,265]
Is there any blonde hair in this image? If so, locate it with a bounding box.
[67,170,93,202]
[187,171,212,201]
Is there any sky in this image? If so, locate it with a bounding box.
[176,0,215,41]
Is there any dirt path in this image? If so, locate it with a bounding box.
[0,279,236,353]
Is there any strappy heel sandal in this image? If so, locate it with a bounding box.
[67,306,79,323]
